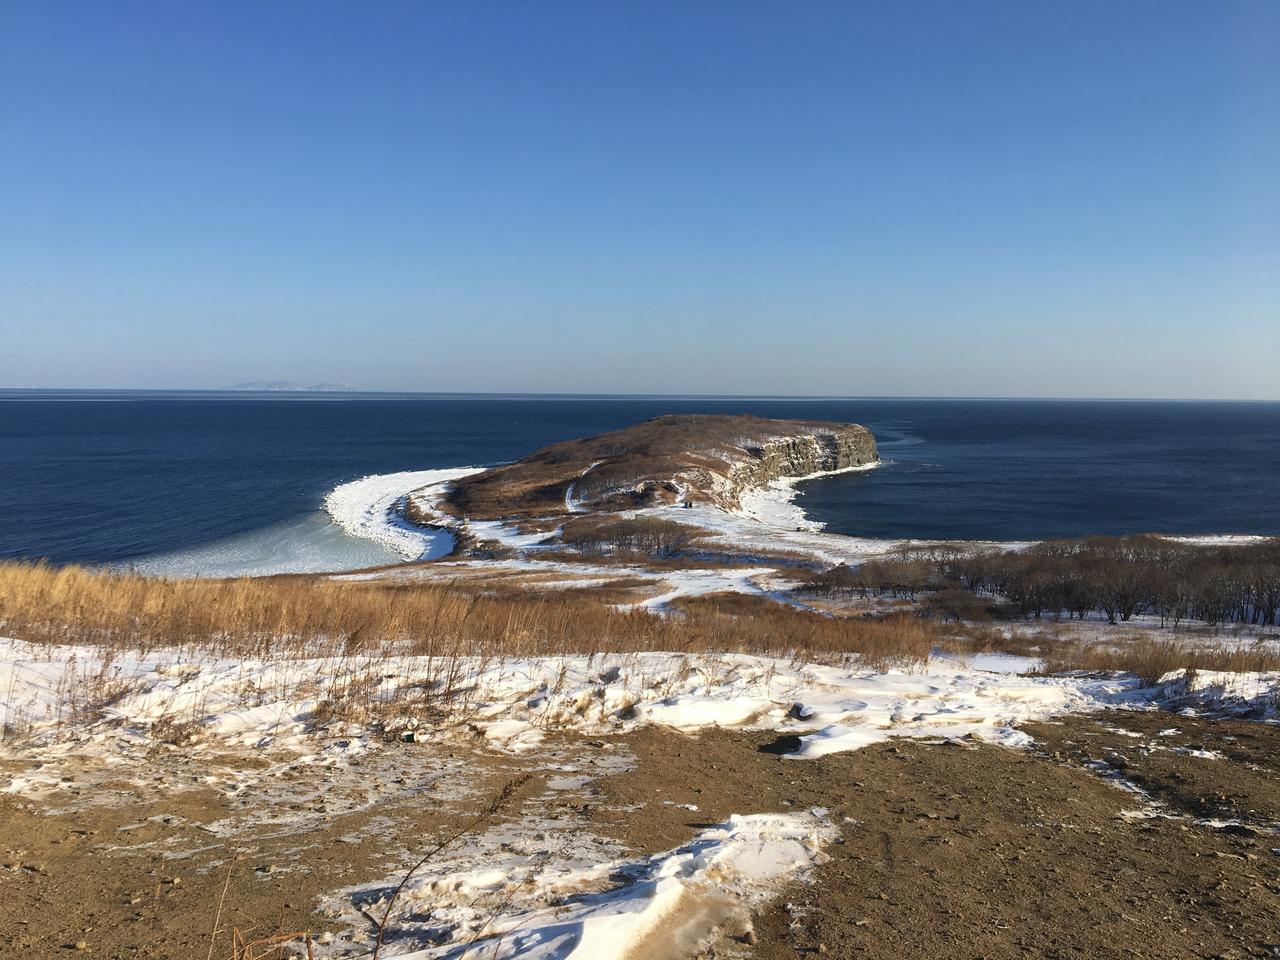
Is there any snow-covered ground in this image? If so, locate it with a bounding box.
[5,636,1278,959]
[1163,534,1274,547]
[336,556,790,610]
[6,637,1277,768]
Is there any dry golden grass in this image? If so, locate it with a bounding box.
[667,591,937,668]
[935,623,1048,657]
[0,561,936,666]
[934,622,1280,682]
[1038,637,1280,684]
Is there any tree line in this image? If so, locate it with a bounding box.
[811,536,1280,626]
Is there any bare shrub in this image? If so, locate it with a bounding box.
[149,714,202,747]
[837,536,1280,628]
[561,518,695,558]
[922,588,998,623]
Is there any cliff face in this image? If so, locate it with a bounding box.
[432,414,877,521]
[717,428,877,506]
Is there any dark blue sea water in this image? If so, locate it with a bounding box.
[1,392,1277,571]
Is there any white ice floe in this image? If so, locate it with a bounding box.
[378,810,834,960]
[123,510,407,578]
[323,467,483,561]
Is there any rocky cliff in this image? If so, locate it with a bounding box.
[432,414,877,521]
[717,428,878,506]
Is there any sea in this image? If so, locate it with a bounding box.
[1,391,1277,576]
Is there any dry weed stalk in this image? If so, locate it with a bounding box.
[371,773,534,960]
[229,927,314,960]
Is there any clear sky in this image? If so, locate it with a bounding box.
[1,1,1277,398]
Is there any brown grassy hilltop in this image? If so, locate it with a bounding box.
[436,413,878,520]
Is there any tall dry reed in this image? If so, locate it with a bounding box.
[1038,636,1280,684]
[0,561,936,665]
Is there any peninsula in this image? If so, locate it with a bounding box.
[437,413,878,520]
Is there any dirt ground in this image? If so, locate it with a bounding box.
[593,715,1280,960]
[0,742,554,957]
[2,711,1277,959]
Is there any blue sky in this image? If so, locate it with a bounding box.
[2,1,1277,397]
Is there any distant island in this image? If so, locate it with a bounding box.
[219,381,354,392]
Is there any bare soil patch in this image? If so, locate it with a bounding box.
[0,744,549,958]
[588,724,1280,960]
[1026,711,1280,833]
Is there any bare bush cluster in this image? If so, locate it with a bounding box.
[560,518,695,559]
[811,537,1280,627]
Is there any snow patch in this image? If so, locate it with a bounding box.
[1151,668,1280,719]
[377,810,835,960]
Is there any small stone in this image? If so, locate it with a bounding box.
[75,942,88,951]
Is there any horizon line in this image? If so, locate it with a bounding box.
[2,387,1279,404]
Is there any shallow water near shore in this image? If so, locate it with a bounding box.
[1,391,1277,574]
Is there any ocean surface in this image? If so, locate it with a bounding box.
[1,391,1277,574]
